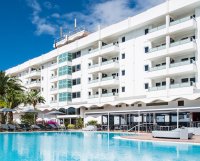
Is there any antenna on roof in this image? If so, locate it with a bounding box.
[74,18,77,29]
[60,27,63,38]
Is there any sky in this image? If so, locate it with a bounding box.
[0,0,165,71]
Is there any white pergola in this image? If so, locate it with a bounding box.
[84,106,200,132]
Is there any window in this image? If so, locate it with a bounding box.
[122,87,125,92]
[72,64,81,73]
[156,82,161,87]
[72,51,81,59]
[122,37,125,43]
[178,100,184,106]
[58,66,72,76]
[181,78,188,83]
[122,53,125,59]
[190,77,195,83]
[181,58,188,62]
[59,79,72,89]
[147,102,168,106]
[59,92,71,102]
[144,65,149,71]
[144,47,149,53]
[72,92,81,99]
[58,52,72,63]
[162,81,166,86]
[122,70,125,76]
[138,104,142,107]
[72,78,81,86]
[145,28,149,35]
[144,83,149,89]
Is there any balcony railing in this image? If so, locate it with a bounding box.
[170,82,194,89]
[170,60,195,68]
[50,87,58,91]
[89,43,118,54]
[149,86,166,91]
[89,60,118,69]
[101,92,119,97]
[89,76,118,84]
[88,95,99,99]
[170,16,194,26]
[149,24,166,33]
[149,65,166,72]
[170,37,194,47]
[148,45,166,53]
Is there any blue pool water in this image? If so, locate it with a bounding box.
[0,132,200,161]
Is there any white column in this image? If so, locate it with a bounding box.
[98,40,102,50]
[166,14,170,29]
[98,72,102,81]
[108,112,110,132]
[138,111,140,133]
[98,88,102,98]
[153,113,156,124]
[166,35,170,49]
[166,77,170,90]
[177,109,179,129]
[166,57,170,69]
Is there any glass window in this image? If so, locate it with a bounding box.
[144,83,149,89]
[58,53,72,63]
[144,65,149,71]
[122,37,125,43]
[59,79,72,89]
[122,87,125,92]
[58,66,72,76]
[122,70,125,76]
[122,53,125,59]
[59,92,71,102]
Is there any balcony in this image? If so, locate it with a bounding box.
[101,92,119,97]
[88,43,119,58]
[88,76,119,88]
[88,60,119,73]
[146,24,166,40]
[26,70,41,78]
[169,38,196,55]
[27,81,41,89]
[169,82,195,96]
[149,86,166,92]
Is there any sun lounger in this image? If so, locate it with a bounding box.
[82,125,97,131]
[1,124,9,131]
[31,125,41,131]
[152,128,193,139]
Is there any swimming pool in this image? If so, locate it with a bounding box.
[0,132,200,161]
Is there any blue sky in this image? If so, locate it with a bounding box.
[0,0,164,71]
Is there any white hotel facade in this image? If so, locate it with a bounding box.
[6,0,200,129]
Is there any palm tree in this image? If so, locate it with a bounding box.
[0,71,25,123]
[25,90,45,110]
[25,90,45,124]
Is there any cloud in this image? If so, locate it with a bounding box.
[26,0,57,36]
[27,0,165,36]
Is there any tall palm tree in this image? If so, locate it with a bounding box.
[25,90,45,110]
[0,71,25,123]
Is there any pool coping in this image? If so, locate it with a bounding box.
[114,136,200,146]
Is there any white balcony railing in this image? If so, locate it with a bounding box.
[148,45,166,53]
[101,92,119,97]
[170,16,193,26]
[149,86,166,91]
[89,60,118,69]
[170,37,194,48]
[170,60,195,68]
[89,43,118,54]
[88,95,99,99]
[149,65,166,72]
[170,82,194,89]
[89,79,99,84]
[149,24,166,33]
[89,76,119,84]
[50,87,58,91]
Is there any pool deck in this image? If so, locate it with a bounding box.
[121,133,200,144]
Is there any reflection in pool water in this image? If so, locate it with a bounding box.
[0,132,200,161]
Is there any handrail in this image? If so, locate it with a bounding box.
[127,123,155,132]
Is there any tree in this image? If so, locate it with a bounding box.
[25,90,45,110]
[75,117,84,129]
[0,71,25,123]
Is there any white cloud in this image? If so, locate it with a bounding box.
[27,0,165,36]
[27,0,57,36]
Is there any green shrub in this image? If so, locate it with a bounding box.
[21,113,36,125]
[75,117,84,129]
[67,124,75,129]
[87,120,98,126]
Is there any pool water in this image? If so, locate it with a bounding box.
[0,132,200,161]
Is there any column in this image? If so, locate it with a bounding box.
[166,14,170,29]
[166,77,170,90]
[166,57,170,69]
[190,112,193,127]
[98,40,102,50]
[166,35,170,49]
[177,109,179,129]
[98,72,102,81]
[98,88,102,98]
[138,111,140,133]
[108,112,110,132]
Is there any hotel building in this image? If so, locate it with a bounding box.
[6,0,200,130]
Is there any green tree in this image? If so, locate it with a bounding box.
[87,120,98,126]
[25,90,45,110]
[75,117,84,129]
